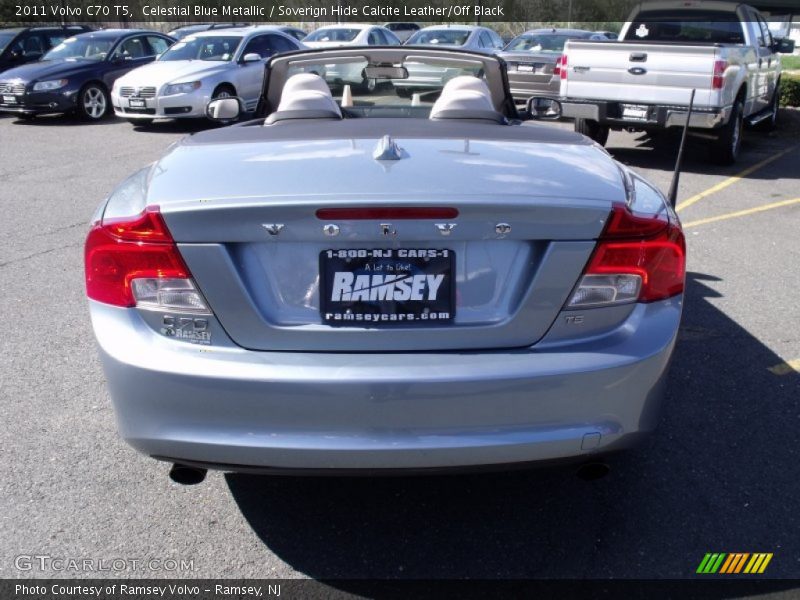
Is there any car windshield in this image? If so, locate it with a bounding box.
[43,37,113,61]
[0,32,16,54]
[406,29,471,46]
[305,28,361,43]
[159,36,242,61]
[283,56,489,117]
[505,34,584,53]
[623,10,745,44]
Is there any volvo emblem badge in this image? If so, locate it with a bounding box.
[262,223,285,236]
[495,223,511,236]
[435,223,456,236]
[380,223,396,237]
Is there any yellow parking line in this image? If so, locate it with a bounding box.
[768,359,800,376]
[682,197,800,228]
[676,145,798,213]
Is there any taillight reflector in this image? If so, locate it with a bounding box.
[588,205,685,302]
[555,55,568,80]
[85,206,191,307]
[712,60,728,90]
[569,204,685,306]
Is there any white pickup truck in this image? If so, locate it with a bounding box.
[559,1,796,163]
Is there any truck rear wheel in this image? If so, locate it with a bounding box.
[711,99,743,164]
[575,119,609,146]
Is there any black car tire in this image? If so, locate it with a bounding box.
[77,83,110,121]
[212,84,236,99]
[711,99,743,164]
[575,118,610,146]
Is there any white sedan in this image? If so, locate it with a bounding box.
[111,27,304,125]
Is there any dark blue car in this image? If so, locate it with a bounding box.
[0,29,174,120]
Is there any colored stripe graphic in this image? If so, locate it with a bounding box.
[697,553,727,573]
[744,553,774,574]
[720,553,749,573]
[699,553,773,574]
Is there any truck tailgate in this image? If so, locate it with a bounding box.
[562,41,721,106]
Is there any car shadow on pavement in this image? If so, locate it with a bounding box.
[226,272,799,585]
[127,118,216,134]
[606,113,799,179]
[8,114,215,133]
[9,114,124,127]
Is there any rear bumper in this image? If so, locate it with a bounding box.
[90,297,681,471]
[561,99,731,129]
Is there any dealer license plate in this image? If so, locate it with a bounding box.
[2,95,17,104]
[320,248,454,325]
[128,98,146,108]
[622,104,649,120]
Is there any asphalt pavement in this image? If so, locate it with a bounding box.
[0,108,798,584]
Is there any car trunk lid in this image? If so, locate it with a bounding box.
[148,122,624,351]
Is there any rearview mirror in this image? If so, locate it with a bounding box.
[242,53,261,63]
[363,65,408,80]
[526,96,562,121]
[206,97,244,123]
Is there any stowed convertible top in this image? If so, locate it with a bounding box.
[183,116,592,146]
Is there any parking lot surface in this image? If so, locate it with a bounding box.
[1,110,798,582]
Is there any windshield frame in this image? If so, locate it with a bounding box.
[158,34,244,62]
[42,36,115,62]
[406,29,472,47]
[504,33,590,53]
[304,28,362,43]
[263,47,517,119]
[0,32,18,55]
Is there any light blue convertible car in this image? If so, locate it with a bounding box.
[85,47,685,483]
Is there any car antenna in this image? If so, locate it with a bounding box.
[667,88,696,208]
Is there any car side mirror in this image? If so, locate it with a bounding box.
[774,38,795,54]
[206,97,244,123]
[526,96,562,121]
[242,53,261,63]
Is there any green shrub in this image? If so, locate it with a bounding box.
[780,75,800,107]
[781,55,800,70]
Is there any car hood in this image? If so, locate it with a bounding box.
[115,60,231,88]
[0,59,97,83]
[146,119,625,206]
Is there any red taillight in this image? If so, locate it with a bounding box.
[712,60,728,90]
[554,54,567,80]
[583,204,685,302]
[84,206,189,307]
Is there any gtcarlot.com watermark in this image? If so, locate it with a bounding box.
[14,554,195,573]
